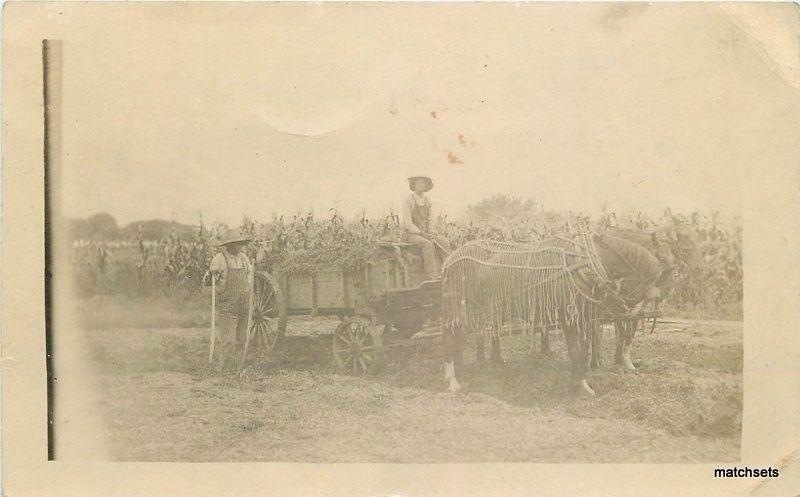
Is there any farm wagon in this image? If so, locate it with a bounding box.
[246,242,442,373]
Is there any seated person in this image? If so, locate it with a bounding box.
[402,175,451,279]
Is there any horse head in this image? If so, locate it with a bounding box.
[652,215,703,270]
[602,227,675,271]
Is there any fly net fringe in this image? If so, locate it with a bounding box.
[441,232,665,341]
[441,237,600,341]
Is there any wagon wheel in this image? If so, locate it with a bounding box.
[250,271,288,354]
[332,316,383,375]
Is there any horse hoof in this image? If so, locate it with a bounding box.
[581,379,596,397]
[448,381,462,394]
[622,360,636,372]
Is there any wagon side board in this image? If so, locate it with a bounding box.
[269,245,435,320]
[276,265,371,315]
[280,270,355,316]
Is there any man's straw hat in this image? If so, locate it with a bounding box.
[407,176,434,192]
[216,228,252,247]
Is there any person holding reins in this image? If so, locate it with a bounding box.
[402,175,451,280]
[203,228,253,372]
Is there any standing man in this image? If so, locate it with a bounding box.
[203,228,253,372]
[403,175,451,280]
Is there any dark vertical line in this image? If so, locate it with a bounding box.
[42,39,56,461]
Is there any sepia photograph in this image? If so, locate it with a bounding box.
[2,2,799,496]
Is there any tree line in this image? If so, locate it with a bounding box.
[65,213,198,241]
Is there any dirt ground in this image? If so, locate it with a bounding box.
[81,312,742,462]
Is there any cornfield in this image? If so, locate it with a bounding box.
[69,208,742,317]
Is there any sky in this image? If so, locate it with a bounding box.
[46,3,797,226]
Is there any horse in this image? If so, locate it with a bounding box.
[485,218,702,372]
[439,219,702,395]
[440,233,663,395]
[602,219,702,371]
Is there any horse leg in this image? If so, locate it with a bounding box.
[563,322,595,396]
[455,326,465,370]
[621,319,637,371]
[614,320,636,371]
[540,325,551,355]
[589,321,602,369]
[526,323,536,355]
[614,320,624,365]
[443,324,463,393]
[490,335,503,365]
[475,333,486,364]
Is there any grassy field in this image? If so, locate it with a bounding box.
[77,295,742,462]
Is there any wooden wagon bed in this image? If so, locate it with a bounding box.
[248,242,444,374]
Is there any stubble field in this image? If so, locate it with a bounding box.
[76,297,742,463]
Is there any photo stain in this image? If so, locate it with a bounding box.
[447,151,463,165]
